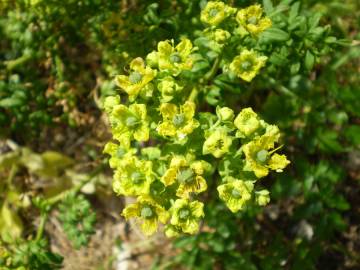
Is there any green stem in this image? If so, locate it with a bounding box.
[268,144,283,155]
[5,53,33,71]
[7,164,18,186]
[188,87,199,102]
[203,55,222,83]
[188,53,222,102]
[35,213,48,242]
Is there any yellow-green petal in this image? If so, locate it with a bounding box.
[236,4,272,36]
[157,122,177,137]
[133,124,149,142]
[234,107,261,138]
[141,219,158,236]
[176,39,193,59]
[122,204,140,219]
[203,129,232,158]
[268,153,290,172]
[161,167,177,186]
[160,103,178,120]
[182,101,196,119]
[229,50,267,82]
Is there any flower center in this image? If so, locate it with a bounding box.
[241,60,252,71]
[231,188,242,199]
[215,139,224,149]
[256,149,268,164]
[126,116,140,128]
[162,82,175,95]
[209,8,219,18]
[170,53,182,64]
[177,168,194,184]
[178,208,190,220]
[247,16,258,25]
[141,206,154,219]
[172,113,185,127]
[129,71,143,84]
[116,148,126,158]
[131,171,144,184]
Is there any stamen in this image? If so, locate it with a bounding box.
[141,206,154,219]
[129,71,143,84]
[179,208,190,220]
[172,114,185,127]
[256,149,268,163]
[170,53,182,63]
[231,188,242,199]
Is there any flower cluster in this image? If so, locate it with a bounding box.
[103,2,289,237]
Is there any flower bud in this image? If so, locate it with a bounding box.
[146,51,159,68]
[201,1,236,26]
[203,129,232,158]
[103,95,120,113]
[229,50,267,82]
[214,29,231,44]
[234,107,261,138]
[217,106,234,121]
[255,189,270,206]
[140,83,154,99]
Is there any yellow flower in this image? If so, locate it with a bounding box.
[267,153,290,173]
[169,199,204,234]
[200,1,236,26]
[236,4,272,36]
[234,107,261,138]
[157,39,193,75]
[229,49,267,82]
[122,196,169,236]
[217,177,254,212]
[157,76,183,102]
[115,57,156,101]
[213,28,231,44]
[110,103,149,147]
[164,224,183,238]
[202,28,231,53]
[217,106,234,122]
[157,101,199,141]
[103,95,120,114]
[146,51,159,68]
[243,128,290,178]
[203,129,233,158]
[161,156,209,198]
[103,141,136,169]
[255,189,270,206]
[112,156,154,196]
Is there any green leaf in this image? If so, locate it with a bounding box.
[0,203,23,243]
[0,97,24,108]
[290,62,301,74]
[0,150,21,170]
[288,16,301,31]
[260,28,290,43]
[308,26,326,40]
[263,0,274,14]
[289,2,300,20]
[304,50,315,70]
[205,86,222,106]
[344,125,360,146]
[308,12,322,29]
[316,129,343,153]
[141,147,161,160]
[191,60,210,73]
[20,148,73,178]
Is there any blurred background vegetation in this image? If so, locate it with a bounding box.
[0,0,359,269]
